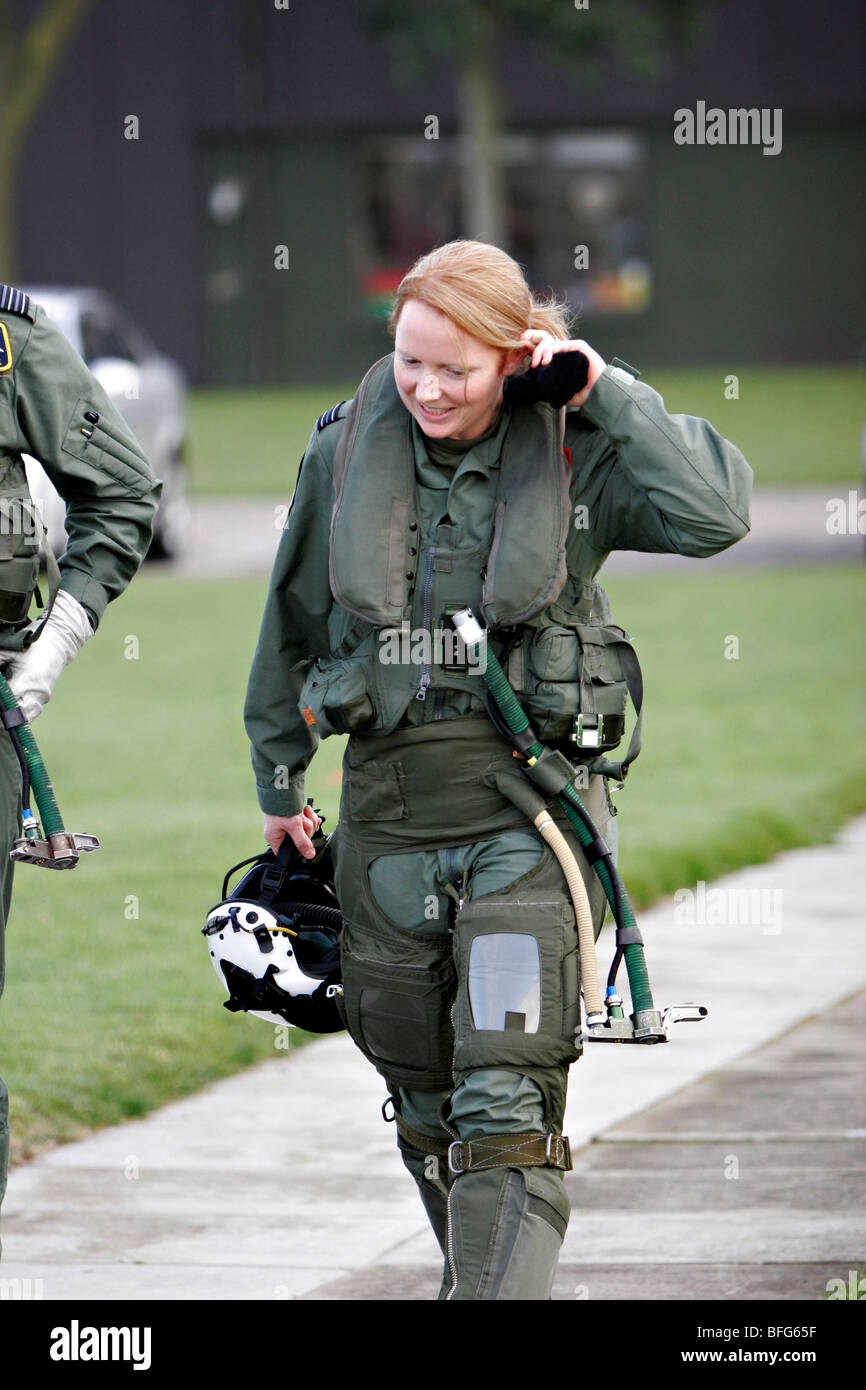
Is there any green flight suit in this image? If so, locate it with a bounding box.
[244,357,753,1299]
[0,287,160,1234]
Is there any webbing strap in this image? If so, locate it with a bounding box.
[448,1132,572,1175]
[584,639,643,781]
[257,834,296,907]
[391,1110,453,1159]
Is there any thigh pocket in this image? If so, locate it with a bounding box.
[452,878,581,1075]
[339,916,456,1089]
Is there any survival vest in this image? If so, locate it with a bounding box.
[301,354,643,778]
[329,354,570,628]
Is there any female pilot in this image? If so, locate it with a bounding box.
[244,239,752,1300]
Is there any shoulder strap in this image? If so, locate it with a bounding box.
[316,401,347,432]
[0,285,34,320]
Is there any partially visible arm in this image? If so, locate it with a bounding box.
[570,363,753,557]
[2,305,159,718]
[11,305,160,625]
[244,427,336,819]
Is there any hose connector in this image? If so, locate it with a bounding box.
[10,830,100,870]
[451,606,486,653]
[583,1002,709,1044]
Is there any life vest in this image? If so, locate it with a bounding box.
[329,354,570,629]
[301,354,642,777]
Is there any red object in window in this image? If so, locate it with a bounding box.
[563,446,572,470]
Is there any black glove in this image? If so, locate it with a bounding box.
[503,351,589,408]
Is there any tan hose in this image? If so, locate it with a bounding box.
[533,809,604,1018]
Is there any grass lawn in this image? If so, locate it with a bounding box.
[3,562,864,1162]
[187,364,865,496]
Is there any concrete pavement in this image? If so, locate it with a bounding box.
[1,816,864,1301]
[173,486,864,579]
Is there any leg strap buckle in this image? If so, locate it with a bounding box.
[385,1097,453,1158]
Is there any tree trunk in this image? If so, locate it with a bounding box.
[0,3,19,280]
[0,137,21,284]
[456,8,505,247]
[0,0,97,282]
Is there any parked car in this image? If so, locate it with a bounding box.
[22,287,190,560]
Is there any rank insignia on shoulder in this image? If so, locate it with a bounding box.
[0,284,32,320]
[316,401,347,431]
[0,323,11,373]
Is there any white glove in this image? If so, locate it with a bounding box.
[0,590,94,723]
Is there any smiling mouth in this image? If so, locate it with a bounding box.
[418,402,454,417]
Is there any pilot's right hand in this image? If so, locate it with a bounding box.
[263,805,321,861]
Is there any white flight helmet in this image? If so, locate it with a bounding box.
[203,820,344,1033]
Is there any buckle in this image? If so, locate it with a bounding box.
[570,712,625,750]
[547,1133,573,1171]
[572,713,602,748]
[258,862,286,906]
[448,1141,468,1175]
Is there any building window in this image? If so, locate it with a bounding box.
[351,129,650,322]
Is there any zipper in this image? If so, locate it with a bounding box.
[443,986,461,1299]
[415,544,436,701]
[444,1181,459,1299]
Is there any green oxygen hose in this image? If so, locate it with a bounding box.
[0,669,65,837]
[469,619,655,1016]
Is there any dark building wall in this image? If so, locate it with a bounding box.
[197,119,865,384]
[620,120,865,368]
[18,0,202,376]
[14,0,865,382]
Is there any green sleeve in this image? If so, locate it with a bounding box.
[11,305,161,625]
[569,364,753,557]
[243,425,337,817]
